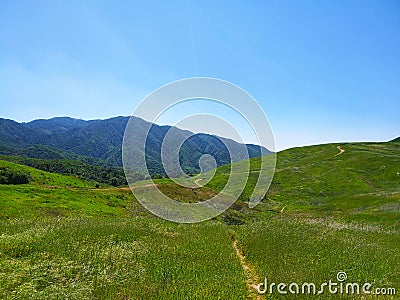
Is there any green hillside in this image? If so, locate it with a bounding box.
[0,155,131,186]
[1,141,399,223]
[0,142,399,299]
[0,159,218,219]
[0,159,97,188]
[391,136,400,142]
[0,159,135,218]
[271,142,400,222]
[155,141,400,226]
[202,141,400,226]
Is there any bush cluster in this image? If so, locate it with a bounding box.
[0,167,30,184]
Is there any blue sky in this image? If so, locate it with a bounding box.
[0,0,399,150]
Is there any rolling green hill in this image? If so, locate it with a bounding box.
[202,141,400,226]
[2,141,398,224]
[151,141,400,226]
[391,136,400,142]
[0,159,97,188]
[0,159,217,219]
[0,159,131,218]
[0,155,133,186]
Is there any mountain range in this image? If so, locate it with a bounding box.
[0,116,269,177]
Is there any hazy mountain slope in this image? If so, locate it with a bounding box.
[24,117,89,134]
[0,116,269,175]
[0,119,39,146]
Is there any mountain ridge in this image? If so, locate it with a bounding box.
[0,116,270,177]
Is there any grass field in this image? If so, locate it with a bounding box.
[0,141,399,299]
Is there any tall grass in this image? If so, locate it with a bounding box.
[238,215,400,299]
[0,217,247,299]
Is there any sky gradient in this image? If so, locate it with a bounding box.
[1,0,399,150]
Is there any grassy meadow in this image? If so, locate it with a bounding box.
[0,141,399,299]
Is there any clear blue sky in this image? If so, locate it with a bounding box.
[1,0,399,150]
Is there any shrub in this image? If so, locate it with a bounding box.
[0,167,30,184]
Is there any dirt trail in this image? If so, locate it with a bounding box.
[232,236,263,300]
[194,178,202,186]
[91,187,131,191]
[90,184,157,191]
[334,145,345,156]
